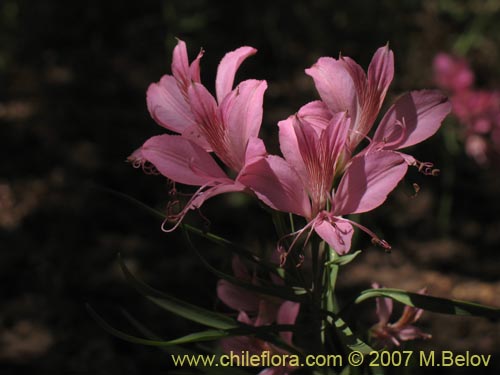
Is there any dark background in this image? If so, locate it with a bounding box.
[2,0,500,374]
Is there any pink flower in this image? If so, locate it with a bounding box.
[365,90,451,170]
[218,257,300,374]
[370,283,431,348]
[217,257,281,321]
[306,46,451,171]
[433,52,500,165]
[129,40,268,228]
[305,45,394,154]
[240,112,408,255]
[433,53,474,92]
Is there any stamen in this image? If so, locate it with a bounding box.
[277,220,316,267]
[160,182,213,233]
[413,160,440,176]
[336,216,392,252]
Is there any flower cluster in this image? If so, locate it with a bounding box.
[433,53,500,165]
[130,39,450,257]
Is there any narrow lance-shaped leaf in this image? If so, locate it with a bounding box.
[119,255,238,329]
[87,304,232,346]
[325,250,362,267]
[355,288,500,320]
[322,310,376,354]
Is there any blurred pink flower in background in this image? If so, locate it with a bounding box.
[433,52,500,165]
[370,283,431,348]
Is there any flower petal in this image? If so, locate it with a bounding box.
[278,115,309,187]
[171,39,190,88]
[373,90,451,150]
[220,79,267,170]
[397,326,432,341]
[314,219,353,255]
[239,155,312,219]
[190,182,248,209]
[297,100,332,134]
[305,57,357,114]
[243,137,267,166]
[277,301,300,345]
[146,75,197,133]
[217,280,261,312]
[216,46,257,103]
[376,298,393,326]
[139,134,228,186]
[333,151,408,215]
[367,45,394,101]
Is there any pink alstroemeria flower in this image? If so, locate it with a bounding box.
[240,111,408,255]
[129,40,268,228]
[306,45,451,172]
[217,257,282,322]
[433,53,474,92]
[370,283,431,348]
[218,258,300,375]
[433,52,500,165]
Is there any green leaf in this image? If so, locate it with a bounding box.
[119,255,238,330]
[355,288,500,320]
[87,304,231,346]
[325,250,362,267]
[322,310,375,355]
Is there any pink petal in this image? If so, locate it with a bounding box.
[375,297,393,326]
[292,112,350,204]
[171,39,191,89]
[323,112,350,168]
[146,76,197,134]
[238,155,312,219]
[297,100,332,134]
[220,79,267,170]
[255,300,280,327]
[278,115,309,187]
[189,182,248,209]
[216,46,257,103]
[217,280,261,312]
[189,49,204,84]
[188,82,220,128]
[314,219,353,255]
[342,47,393,149]
[333,151,408,215]
[367,45,394,101]
[243,137,267,166]
[397,326,431,341]
[373,90,451,150]
[139,134,229,186]
[305,57,357,115]
[277,301,300,345]
[231,256,252,281]
[258,368,285,375]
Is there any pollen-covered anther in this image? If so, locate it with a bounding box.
[414,160,439,176]
[412,183,420,197]
[126,154,160,175]
[372,237,391,253]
